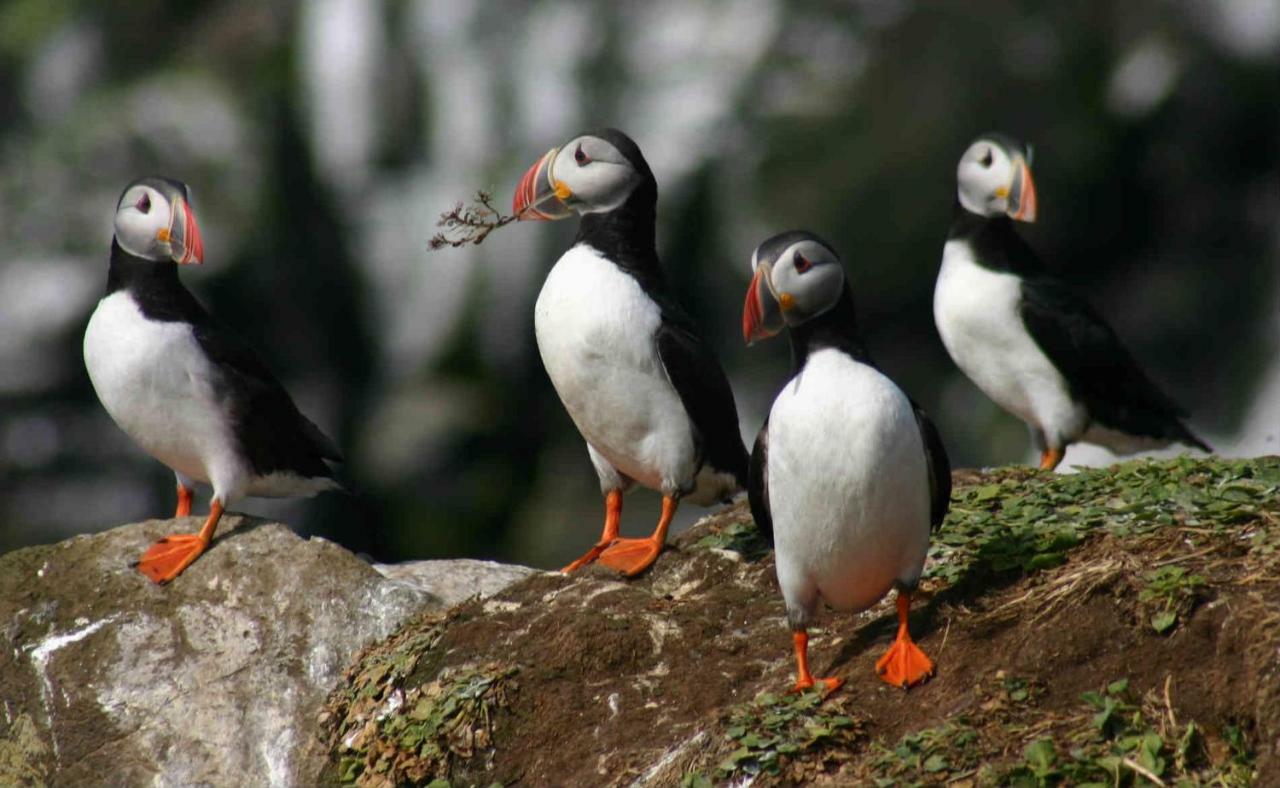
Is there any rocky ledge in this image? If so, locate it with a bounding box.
[0,516,533,785]
[3,457,1278,787]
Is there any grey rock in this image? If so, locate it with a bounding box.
[0,515,534,786]
[373,558,540,608]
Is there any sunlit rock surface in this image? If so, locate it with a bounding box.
[0,516,532,786]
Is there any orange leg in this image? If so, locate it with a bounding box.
[560,490,623,573]
[597,495,676,577]
[174,483,193,518]
[1039,447,1064,471]
[875,591,935,689]
[134,500,224,585]
[792,629,843,694]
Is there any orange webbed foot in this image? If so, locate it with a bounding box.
[560,540,616,573]
[792,675,844,695]
[596,537,664,577]
[133,534,209,584]
[561,490,624,574]
[134,501,223,584]
[875,636,935,689]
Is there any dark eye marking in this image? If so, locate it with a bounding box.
[136,193,152,213]
[980,149,994,167]
[574,144,590,166]
[793,251,813,273]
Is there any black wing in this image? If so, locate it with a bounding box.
[908,399,951,530]
[192,320,344,480]
[654,311,749,491]
[747,419,773,545]
[1019,278,1210,451]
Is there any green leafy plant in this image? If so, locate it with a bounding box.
[693,515,771,561]
[927,458,1279,590]
[335,663,517,786]
[714,690,862,780]
[867,718,981,784]
[1139,566,1207,633]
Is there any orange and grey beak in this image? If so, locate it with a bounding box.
[161,198,204,264]
[1007,155,1037,223]
[513,147,574,221]
[743,264,785,345]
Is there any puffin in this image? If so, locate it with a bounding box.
[744,230,951,692]
[934,134,1210,470]
[83,176,343,584]
[512,128,749,576]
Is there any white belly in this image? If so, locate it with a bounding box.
[933,240,1086,446]
[768,350,931,619]
[534,245,699,496]
[83,292,244,494]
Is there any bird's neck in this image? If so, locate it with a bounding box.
[105,239,209,324]
[789,287,874,373]
[947,199,1002,240]
[106,239,182,296]
[574,182,661,276]
[946,200,1043,276]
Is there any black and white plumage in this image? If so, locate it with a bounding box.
[934,134,1210,470]
[514,128,748,577]
[744,230,949,692]
[83,177,341,583]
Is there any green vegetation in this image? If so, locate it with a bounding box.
[929,457,1279,587]
[322,612,518,787]
[332,662,516,787]
[1139,566,1208,633]
[848,675,1255,787]
[684,690,864,785]
[692,510,772,561]
[993,678,1254,787]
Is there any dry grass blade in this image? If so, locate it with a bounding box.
[427,190,518,250]
[1121,755,1168,786]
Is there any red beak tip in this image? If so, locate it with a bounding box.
[743,276,763,344]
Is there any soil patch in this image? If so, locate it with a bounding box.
[320,457,1279,786]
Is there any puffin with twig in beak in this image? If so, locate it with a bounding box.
[514,129,749,576]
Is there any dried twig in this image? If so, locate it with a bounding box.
[427,190,518,250]
[1120,755,1168,786]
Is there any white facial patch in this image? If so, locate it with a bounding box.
[768,241,845,325]
[956,139,1016,217]
[114,186,174,261]
[552,136,643,214]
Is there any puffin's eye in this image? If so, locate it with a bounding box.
[980,149,994,168]
[136,193,152,213]
[574,145,589,166]
[793,251,813,273]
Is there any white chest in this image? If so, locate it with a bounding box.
[768,350,931,613]
[533,245,697,493]
[83,292,228,482]
[933,241,1083,441]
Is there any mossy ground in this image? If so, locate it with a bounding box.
[321,456,1280,786]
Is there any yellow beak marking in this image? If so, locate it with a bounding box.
[994,185,1009,199]
[554,180,573,201]
[779,292,795,311]
[156,228,171,242]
